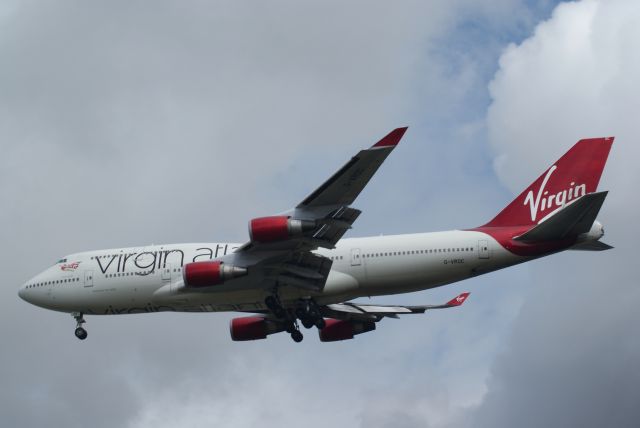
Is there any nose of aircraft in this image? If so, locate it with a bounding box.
[18,278,41,305]
[18,284,27,301]
[18,281,36,304]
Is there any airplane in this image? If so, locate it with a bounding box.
[18,128,614,343]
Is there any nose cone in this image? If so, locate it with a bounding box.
[18,284,27,301]
[18,278,40,305]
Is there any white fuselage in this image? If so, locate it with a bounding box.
[19,230,523,315]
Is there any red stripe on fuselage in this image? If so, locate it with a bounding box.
[470,226,576,257]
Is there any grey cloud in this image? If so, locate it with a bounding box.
[1,1,558,427]
[473,1,640,427]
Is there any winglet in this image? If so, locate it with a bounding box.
[445,292,470,307]
[371,127,408,148]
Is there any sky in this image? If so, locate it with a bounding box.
[1,1,638,427]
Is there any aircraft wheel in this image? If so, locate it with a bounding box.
[291,330,303,343]
[315,318,326,330]
[75,327,88,340]
[301,318,314,329]
[285,321,295,334]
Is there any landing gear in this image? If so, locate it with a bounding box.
[75,327,88,340]
[283,319,304,342]
[291,330,303,343]
[265,295,287,319]
[265,290,304,342]
[72,312,87,341]
[314,318,326,329]
[301,318,315,329]
[264,290,325,343]
[295,299,324,330]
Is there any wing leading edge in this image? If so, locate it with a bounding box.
[298,127,407,208]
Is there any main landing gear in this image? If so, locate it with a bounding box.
[72,312,87,340]
[295,299,326,330]
[265,294,303,342]
[264,292,325,343]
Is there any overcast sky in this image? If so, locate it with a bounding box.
[2,1,639,427]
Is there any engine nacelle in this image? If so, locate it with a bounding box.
[230,316,285,341]
[319,319,376,342]
[249,216,315,243]
[183,261,247,288]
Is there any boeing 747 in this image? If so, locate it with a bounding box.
[18,128,613,342]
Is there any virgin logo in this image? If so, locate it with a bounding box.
[61,262,81,271]
[456,295,466,303]
[524,165,587,222]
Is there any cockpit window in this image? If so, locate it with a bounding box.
[57,258,67,264]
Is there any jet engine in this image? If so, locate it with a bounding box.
[249,216,316,242]
[318,319,376,342]
[183,261,247,288]
[230,316,285,341]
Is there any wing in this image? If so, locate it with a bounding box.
[323,292,471,321]
[219,127,408,292]
[229,292,471,342]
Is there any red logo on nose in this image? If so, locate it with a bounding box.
[61,262,81,271]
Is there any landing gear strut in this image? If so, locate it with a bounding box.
[72,312,87,340]
[265,289,304,343]
[264,295,287,319]
[295,299,326,330]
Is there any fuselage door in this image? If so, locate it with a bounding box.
[84,270,94,287]
[351,248,362,266]
[478,240,490,259]
[161,263,172,281]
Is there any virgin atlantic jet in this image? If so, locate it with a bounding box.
[18,128,613,343]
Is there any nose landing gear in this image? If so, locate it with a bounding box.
[72,312,87,340]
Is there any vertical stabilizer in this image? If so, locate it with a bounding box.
[484,137,613,228]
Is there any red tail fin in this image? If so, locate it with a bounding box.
[484,137,614,227]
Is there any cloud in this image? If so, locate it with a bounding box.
[0,1,564,427]
[472,1,640,426]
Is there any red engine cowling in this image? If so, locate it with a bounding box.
[319,319,376,342]
[230,316,285,341]
[183,261,247,288]
[249,216,315,243]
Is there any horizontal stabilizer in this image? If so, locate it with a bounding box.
[515,191,608,242]
[570,240,614,251]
